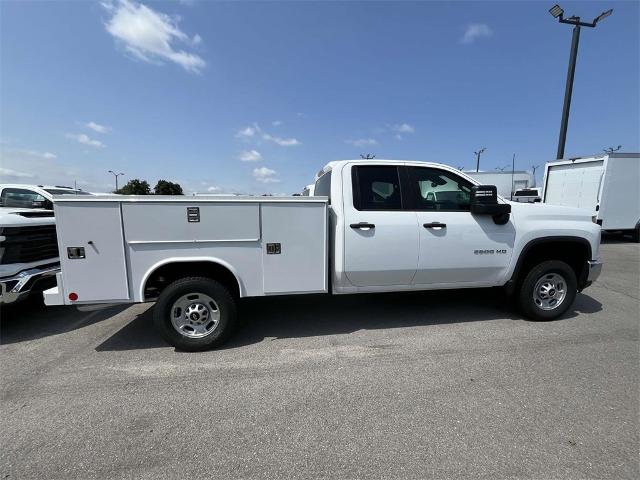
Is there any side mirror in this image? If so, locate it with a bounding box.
[470,185,511,224]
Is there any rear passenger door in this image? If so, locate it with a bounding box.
[342,164,419,287]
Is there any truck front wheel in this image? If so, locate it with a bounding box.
[518,260,577,321]
[153,277,238,351]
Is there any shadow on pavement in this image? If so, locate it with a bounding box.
[95,288,602,352]
[1,297,129,345]
[601,233,639,244]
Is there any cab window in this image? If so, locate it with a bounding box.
[352,166,402,211]
[0,188,50,209]
[314,171,331,202]
[407,167,473,211]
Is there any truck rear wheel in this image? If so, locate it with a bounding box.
[518,260,577,321]
[153,277,238,351]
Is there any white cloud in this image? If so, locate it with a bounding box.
[0,167,35,179]
[19,149,57,159]
[103,0,206,73]
[390,123,415,141]
[253,166,280,183]
[86,121,111,134]
[236,123,300,147]
[238,149,262,162]
[235,124,260,139]
[207,186,220,192]
[392,123,415,134]
[262,133,301,147]
[345,138,378,147]
[460,24,493,44]
[66,133,106,148]
[272,120,283,127]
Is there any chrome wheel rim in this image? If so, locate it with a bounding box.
[533,273,567,311]
[170,293,220,338]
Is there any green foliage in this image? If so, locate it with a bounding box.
[115,179,151,195]
[154,180,184,195]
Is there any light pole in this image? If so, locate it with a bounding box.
[474,147,486,172]
[108,170,124,191]
[549,4,613,160]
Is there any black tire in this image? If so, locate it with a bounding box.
[518,260,577,321]
[153,277,238,351]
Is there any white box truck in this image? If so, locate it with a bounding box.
[44,160,602,351]
[543,153,640,241]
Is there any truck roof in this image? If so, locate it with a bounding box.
[316,159,481,180]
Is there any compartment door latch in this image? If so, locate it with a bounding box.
[266,243,281,254]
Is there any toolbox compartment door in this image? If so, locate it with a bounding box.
[261,203,327,294]
[55,202,130,302]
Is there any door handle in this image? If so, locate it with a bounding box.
[350,222,375,230]
[423,222,446,229]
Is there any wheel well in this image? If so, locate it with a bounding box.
[512,238,591,288]
[143,261,241,300]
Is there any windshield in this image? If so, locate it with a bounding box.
[514,189,538,196]
[44,189,92,195]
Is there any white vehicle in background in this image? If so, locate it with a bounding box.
[0,207,59,305]
[0,184,92,210]
[0,184,92,304]
[513,187,542,203]
[44,159,602,351]
[543,153,640,242]
[465,171,535,200]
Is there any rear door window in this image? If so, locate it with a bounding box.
[352,166,402,211]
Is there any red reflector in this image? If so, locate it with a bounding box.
[68,292,78,301]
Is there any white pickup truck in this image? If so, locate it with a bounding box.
[44,160,602,351]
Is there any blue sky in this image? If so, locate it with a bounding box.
[1,0,638,194]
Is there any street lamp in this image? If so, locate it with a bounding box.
[549,4,613,160]
[474,148,486,172]
[108,170,124,191]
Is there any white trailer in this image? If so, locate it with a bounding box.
[465,171,535,199]
[542,153,640,240]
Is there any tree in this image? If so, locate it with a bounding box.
[154,180,184,195]
[115,179,151,195]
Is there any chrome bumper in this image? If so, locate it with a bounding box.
[0,264,60,305]
[587,260,603,283]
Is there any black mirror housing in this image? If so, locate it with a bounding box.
[470,185,512,219]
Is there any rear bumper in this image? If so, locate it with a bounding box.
[0,264,60,305]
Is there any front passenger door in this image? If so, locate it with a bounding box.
[407,166,515,286]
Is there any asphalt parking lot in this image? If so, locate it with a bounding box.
[1,240,638,480]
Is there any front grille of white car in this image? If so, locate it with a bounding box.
[0,225,59,264]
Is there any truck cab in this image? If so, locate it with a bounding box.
[314,160,600,294]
